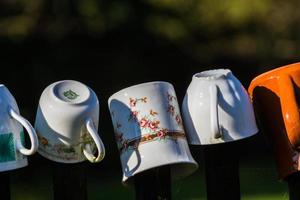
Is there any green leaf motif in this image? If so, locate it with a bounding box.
[20,131,25,146]
[63,89,79,100]
[0,133,16,162]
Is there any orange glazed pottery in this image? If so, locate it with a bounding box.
[249,62,300,180]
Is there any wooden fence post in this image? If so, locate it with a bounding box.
[53,162,87,200]
[0,172,10,200]
[134,165,171,200]
[203,142,240,200]
[287,172,300,200]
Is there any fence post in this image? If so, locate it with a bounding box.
[53,162,87,200]
[0,172,10,200]
[287,172,300,200]
[134,165,171,200]
[203,142,240,200]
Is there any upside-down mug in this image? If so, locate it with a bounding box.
[249,62,300,179]
[108,81,198,184]
[35,80,105,163]
[182,69,258,145]
[0,84,38,172]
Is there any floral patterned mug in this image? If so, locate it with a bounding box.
[35,80,105,163]
[0,85,38,172]
[108,81,198,184]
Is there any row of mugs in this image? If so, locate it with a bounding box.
[1,63,299,184]
[0,68,258,185]
[108,68,258,183]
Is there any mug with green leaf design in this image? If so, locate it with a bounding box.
[34,80,105,163]
[0,84,38,172]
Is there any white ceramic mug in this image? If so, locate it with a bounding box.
[182,69,258,145]
[0,85,38,172]
[35,80,105,163]
[108,81,198,184]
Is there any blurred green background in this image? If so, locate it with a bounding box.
[1,0,300,199]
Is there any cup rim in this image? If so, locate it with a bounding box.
[193,69,231,80]
[120,138,199,185]
[108,81,173,103]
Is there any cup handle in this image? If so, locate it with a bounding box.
[9,107,38,155]
[210,85,221,139]
[82,118,105,163]
[279,74,300,148]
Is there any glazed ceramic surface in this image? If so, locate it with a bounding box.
[182,69,258,145]
[108,81,198,184]
[35,80,105,163]
[0,85,38,172]
[249,62,300,179]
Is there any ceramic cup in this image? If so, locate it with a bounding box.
[182,69,258,145]
[35,80,105,163]
[249,62,300,179]
[108,81,198,184]
[0,85,38,172]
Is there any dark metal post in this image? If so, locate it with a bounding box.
[0,172,10,200]
[203,142,240,200]
[134,165,171,200]
[287,172,300,200]
[53,162,87,200]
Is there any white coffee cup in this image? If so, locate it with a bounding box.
[35,80,105,163]
[0,85,38,172]
[182,69,258,145]
[108,81,198,184]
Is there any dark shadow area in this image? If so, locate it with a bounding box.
[1,0,300,199]
[252,86,296,179]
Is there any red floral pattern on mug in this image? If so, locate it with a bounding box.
[112,93,185,153]
[176,114,182,125]
[167,93,183,127]
[129,98,137,107]
[115,132,123,142]
[148,121,160,129]
[167,105,175,116]
[140,118,149,127]
[129,97,147,107]
[128,110,139,121]
[157,129,167,139]
[150,109,158,116]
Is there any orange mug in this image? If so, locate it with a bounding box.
[248,62,300,179]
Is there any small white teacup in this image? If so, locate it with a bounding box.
[0,84,38,172]
[182,69,258,145]
[35,80,105,163]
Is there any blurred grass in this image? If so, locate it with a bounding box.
[239,157,288,200]
[10,156,288,200]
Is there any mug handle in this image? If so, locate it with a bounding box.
[82,118,105,163]
[210,85,221,139]
[9,107,38,155]
[279,74,300,148]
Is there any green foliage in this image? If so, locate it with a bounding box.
[1,0,299,62]
[20,131,25,146]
